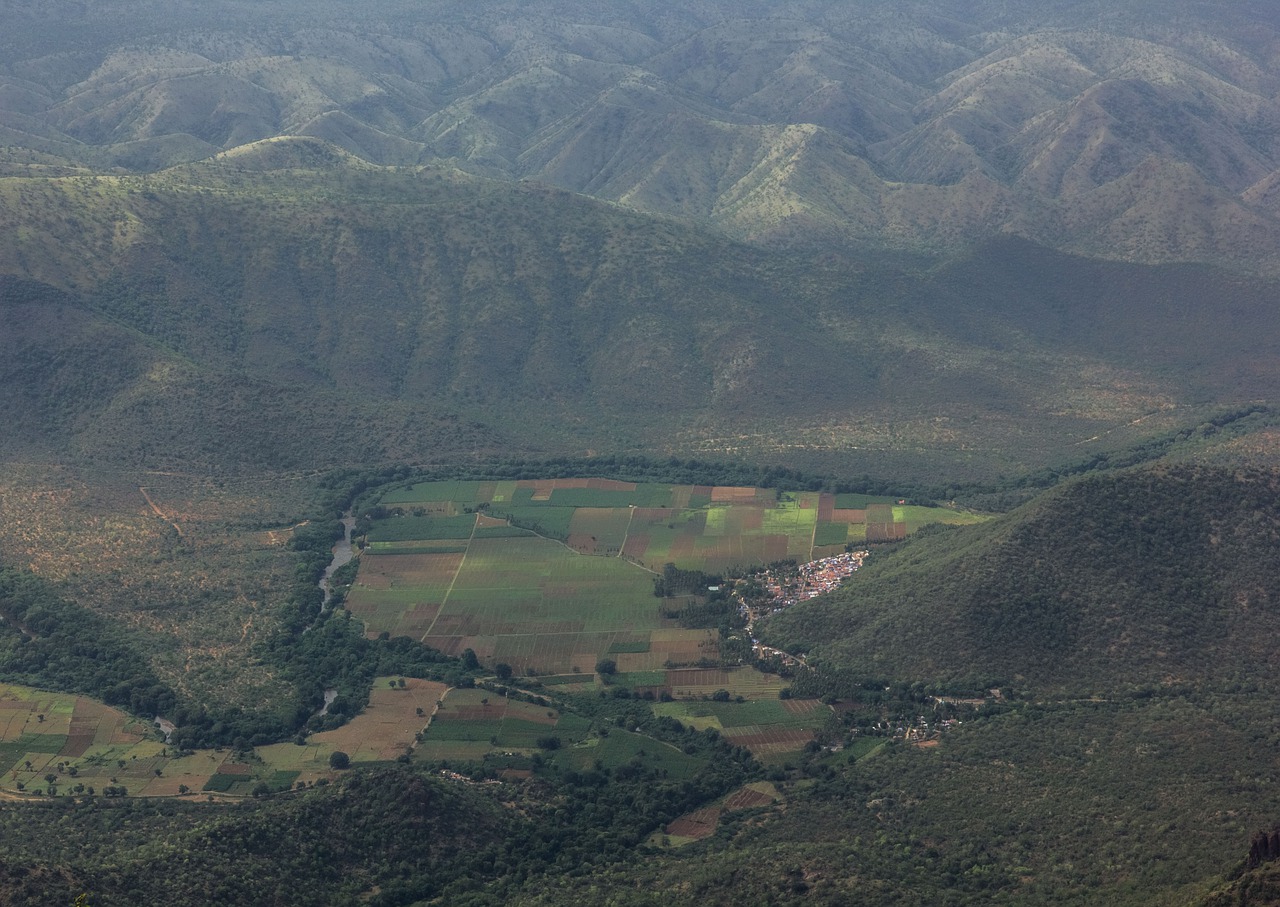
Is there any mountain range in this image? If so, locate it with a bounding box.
[5,0,1280,269]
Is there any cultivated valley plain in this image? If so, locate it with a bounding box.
[352,478,980,674]
[7,1,1280,905]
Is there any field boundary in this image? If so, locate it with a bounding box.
[420,515,478,640]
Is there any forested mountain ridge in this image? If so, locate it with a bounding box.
[4,0,1280,268]
[4,160,1280,479]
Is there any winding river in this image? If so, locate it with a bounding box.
[319,514,357,610]
[313,513,356,716]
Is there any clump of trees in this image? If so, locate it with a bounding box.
[0,568,176,718]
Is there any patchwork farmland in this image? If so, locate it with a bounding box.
[0,679,458,797]
[0,483,980,799]
[0,683,296,797]
[653,697,833,762]
[350,478,981,678]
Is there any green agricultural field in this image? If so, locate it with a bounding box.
[415,688,707,779]
[834,493,899,508]
[0,679,466,798]
[356,480,986,676]
[663,666,790,699]
[0,683,280,797]
[415,688,567,762]
[367,514,475,542]
[559,728,705,780]
[653,697,832,761]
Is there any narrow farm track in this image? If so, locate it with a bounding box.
[413,686,451,742]
[419,516,479,641]
[138,486,183,537]
[617,506,636,560]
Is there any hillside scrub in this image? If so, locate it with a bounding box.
[761,465,1280,694]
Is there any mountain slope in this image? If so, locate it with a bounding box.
[5,158,1280,477]
[760,465,1280,691]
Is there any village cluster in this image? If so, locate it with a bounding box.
[736,550,868,664]
[761,550,868,607]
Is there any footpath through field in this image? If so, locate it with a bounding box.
[419,515,480,641]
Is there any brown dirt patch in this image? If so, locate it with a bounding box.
[667,536,695,560]
[711,486,759,502]
[866,523,893,542]
[525,480,557,501]
[723,728,814,749]
[666,807,721,839]
[110,725,144,745]
[781,698,821,715]
[395,604,443,637]
[621,533,649,558]
[139,775,200,797]
[587,478,637,492]
[426,614,470,635]
[62,734,94,758]
[723,787,776,810]
[423,636,465,656]
[357,552,464,588]
[667,668,730,687]
[764,536,789,561]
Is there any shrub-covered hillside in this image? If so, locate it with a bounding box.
[761,465,1280,692]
